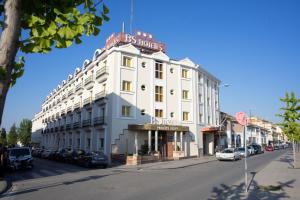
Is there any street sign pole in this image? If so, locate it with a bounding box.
[235,112,248,194]
[244,124,248,193]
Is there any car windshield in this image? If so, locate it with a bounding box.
[9,148,30,157]
[222,149,233,153]
[238,148,245,151]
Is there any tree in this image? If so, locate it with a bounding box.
[0,128,7,146]
[18,119,32,146]
[7,123,18,146]
[0,0,110,127]
[277,92,300,168]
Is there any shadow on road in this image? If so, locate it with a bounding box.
[208,177,295,200]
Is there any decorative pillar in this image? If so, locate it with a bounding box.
[148,130,151,154]
[155,130,158,152]
[174,131,177,151]
[180,132,183,151]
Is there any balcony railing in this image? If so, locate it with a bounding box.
[75,83,83,91]
[68,89,74,96]
[84,75,93,85]
[82,119,91,127]
[73,121,81,129]
[66,123,72,130]
[83,97,92,106]
[95,91,106,101]
[61,109,66,115]
[67,106,72,113]
[96,67,108,78]
[62,94,66,100]
[73,102,81,110]
[93,117,105,125]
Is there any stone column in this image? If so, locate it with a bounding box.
[148,130,151,154]
[135,132,138,155]
[174,131,177,151]
[155,130,158,152]
[180,131,183,151]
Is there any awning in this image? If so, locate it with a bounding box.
[201,127,219,132]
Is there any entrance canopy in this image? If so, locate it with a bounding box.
[128,124,189,132]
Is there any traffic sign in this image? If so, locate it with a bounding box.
[235,112,247,126]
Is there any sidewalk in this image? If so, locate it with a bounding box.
[248,150,300,200]
[114,155,217,171]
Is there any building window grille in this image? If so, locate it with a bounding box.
[142,62,146,68]
[141,109,146,115]
[155,61,163,79]
[121,106,131,117]
[170,89,174,95]
[122,56,132,67]
[170,68,174,73]
[155,86,163,102]
[155,109,163,118]
[183,112,189,121]
[170,112,174,118]
[141,85,146,91]
[122,81,132,92]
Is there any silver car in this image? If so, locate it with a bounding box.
[216,148,241,161]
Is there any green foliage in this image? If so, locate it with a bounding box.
[18,119,32,146]
[0,0,109,86]
[7,124,18,146]
[277,92,300,142]
[0,128,7,146]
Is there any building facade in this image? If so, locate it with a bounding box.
[31,31,221,163]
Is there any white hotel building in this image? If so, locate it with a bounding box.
[32,31,221,163]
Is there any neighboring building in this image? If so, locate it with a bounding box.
[31,31,220,163]
[31,111,43,146]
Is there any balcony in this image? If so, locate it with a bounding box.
[73,121,81,129]
[75,83,83,93]
[66,123,72,130]
[62,94,66,100]
[84,75,93,85]
[67,106,72,113]
[96,67,109,82]
[93,117,105,126]
[61,109,66,116]
[73,102,81,110]
[95,91,106,101]
[82,119,91,127]
[83,97,92,106]
[68,89,74,97]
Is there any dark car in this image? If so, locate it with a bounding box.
[250,144,264,154]
[69,149,86,164]
[57,148,72,162]
[77,151,108,168]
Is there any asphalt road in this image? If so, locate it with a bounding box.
[1,149,288,200]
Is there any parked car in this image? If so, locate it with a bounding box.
[250,144,264,154]
[216,148,240,161]
[41,150,53,159]
[7,147,34,171]
[265,145,274,151]
[236,147,250,157]
[274,144,280,150]
[77,151,108,168]
[56,148,72,162]
[247,146,255,155]
[70,149,86,164]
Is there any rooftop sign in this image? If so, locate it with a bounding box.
[105,31,166,53]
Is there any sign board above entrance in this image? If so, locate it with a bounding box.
[105,31,166,53]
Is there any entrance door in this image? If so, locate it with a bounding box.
[166,132,173,159]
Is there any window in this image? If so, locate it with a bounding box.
[142,62,146,68]
[122,56,132,67]
[141,109,145,115]
[155,61,163,79]
[121,106,131,117]
[170,112,174,118]
[155,86,163,102]
[183,112,189,121]
[155,109,163,118]
[87,138,91,149]
[182,69,188,78]
[141,85,146,91]
[208,116,211,124]
[170,68,174,73]
[170,89,174,95]
[207,97,210,106]
[199,113,203,123]
[77,138,80,149]
[122,81,132,91]
[182,90,189,99]
[100,138,104,149]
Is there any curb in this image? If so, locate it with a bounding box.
[0,177,10,196]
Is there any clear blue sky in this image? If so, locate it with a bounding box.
[2,0,300,130]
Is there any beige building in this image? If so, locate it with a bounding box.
[32,31,221,163]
